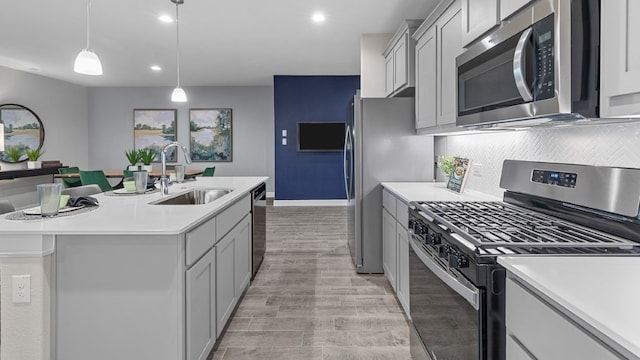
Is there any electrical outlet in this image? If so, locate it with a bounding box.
[282,138,287,145]
[473,163,483,177]
[12,275,31,304]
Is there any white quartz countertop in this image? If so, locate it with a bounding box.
[498,256,640,359]
[0,176,267,236]
[381,182,501,203]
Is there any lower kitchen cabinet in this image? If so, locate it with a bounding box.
[382,189,410,315]
[186,248,216,360]
[396,225,409,314]
[216,230,236,337]
[382,208,398,290]
[506,277,620,360]
[216,214,252,337]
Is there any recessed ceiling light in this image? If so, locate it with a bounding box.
[150,65,162,71]
[312,12,326,23]
[158,14,173,23]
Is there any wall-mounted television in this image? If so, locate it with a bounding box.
[297,122,346,152]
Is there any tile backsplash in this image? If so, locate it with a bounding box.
[436,121,640,197]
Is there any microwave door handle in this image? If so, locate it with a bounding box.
[513,27,534,102]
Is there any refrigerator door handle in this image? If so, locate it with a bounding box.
[343,125,350,199]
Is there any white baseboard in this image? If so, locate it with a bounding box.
[273,199,348,207]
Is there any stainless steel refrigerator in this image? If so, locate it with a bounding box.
[345,94,434,273]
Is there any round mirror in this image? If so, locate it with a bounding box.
[0,104,45,163]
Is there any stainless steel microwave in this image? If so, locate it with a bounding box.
[456,0,600,128]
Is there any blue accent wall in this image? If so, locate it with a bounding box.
[274,75,360,200]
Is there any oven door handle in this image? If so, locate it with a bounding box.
[410,237,480,310]
[513,27,534,102]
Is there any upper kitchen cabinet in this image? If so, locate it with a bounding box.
[500,0,534,21]
[461,0,499,47]
[383,20,423,97]
[600,1,640,118]
[414,0,463,130]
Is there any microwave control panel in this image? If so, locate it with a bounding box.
[532,169,577,188]
[533,14,555,101]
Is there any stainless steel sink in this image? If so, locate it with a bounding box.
[151,188,232,205]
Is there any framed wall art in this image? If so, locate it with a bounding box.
[189,108,232,162]
[133,109,177,162]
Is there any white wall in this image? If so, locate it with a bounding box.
[88,86,275,191]
[0,66,89,168]
[436,121,640,197]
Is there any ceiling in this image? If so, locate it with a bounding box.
[0,0,439,88]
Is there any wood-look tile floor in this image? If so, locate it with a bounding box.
[210,206,410,360]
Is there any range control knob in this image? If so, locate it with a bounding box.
[448,251,469,269]
[427,232,441,245]
[417,225,428,237]
[438,244,449,258]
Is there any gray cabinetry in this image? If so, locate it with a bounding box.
[461,0,499,46]
[500,0,533,21]
[414,0,463,131]
[415,26,437,129]
[600,0,640,118]
[506,277,620,360]
[381,189,409,315]
[186,248,216,360]
[382,207,397,290]
[215,227,236,336]
[383,20,422,97]
[216,212,251,337]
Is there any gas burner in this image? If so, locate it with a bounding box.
[412,201,640,256]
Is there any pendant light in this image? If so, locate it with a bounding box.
[170,0,187,102]
[74,0,103,75]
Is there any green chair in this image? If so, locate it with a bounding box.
[79,170,112,192]
[202,167,216,177]
[123,169,134,178]
[58,167,82,188]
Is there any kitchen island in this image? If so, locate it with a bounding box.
[0,176,267,360]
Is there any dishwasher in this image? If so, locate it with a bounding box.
[251,183,266,280]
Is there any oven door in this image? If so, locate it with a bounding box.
[409,236,482,360]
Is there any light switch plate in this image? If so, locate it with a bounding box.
[282,129,287,137]
[282,138,287,146]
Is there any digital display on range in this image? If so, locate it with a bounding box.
[531,169,577,188]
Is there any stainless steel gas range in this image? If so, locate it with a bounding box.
[408,160,640,360]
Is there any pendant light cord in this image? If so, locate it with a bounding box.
[175,2,181,88]
[86,0,92,49]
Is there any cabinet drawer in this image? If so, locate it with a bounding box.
[186,217,216,266]
[506,278,619,360]
[216,194,251,241]
[382,189,397,217]
[396,200,409,230]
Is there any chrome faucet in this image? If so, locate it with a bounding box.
[160,141,192,195]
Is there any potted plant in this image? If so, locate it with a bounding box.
[125,149,141,171]
[437,155,458,179]
[1,146,26,170]
[25,147,45,169]
[138,148,156,172]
